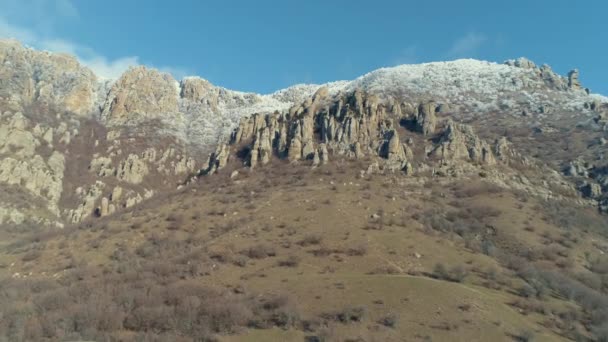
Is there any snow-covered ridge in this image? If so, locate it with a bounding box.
[143,58,608,146]
[2,39,605,149]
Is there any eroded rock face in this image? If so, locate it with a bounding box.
[68,181,105,223]
[0,39,99,116]
[216,90,505,176]
[101,66,180,124]
[180,77,220,109]
[416,102,437,136]
[116,154,149,184]
[430,120,496,165]
[0,112,65,218]
[505,57,536,69]
[204,144,230,175]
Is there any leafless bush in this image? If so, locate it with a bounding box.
[346,243,368,256]
[378,313,398,328]
[21,249,42,262]
[240,244,276,259]
[277,255,301,268]
[452,182,504,198]
[322,306,366,324]
[368,264,401,275]
[297,234,323,246]
[433,263,468,283]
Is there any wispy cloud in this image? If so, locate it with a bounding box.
[446,32,487,58]
[391,46,418,66]
[0,0,189,80]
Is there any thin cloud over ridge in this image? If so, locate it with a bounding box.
[0,0,189,80]
[446,32,487,58]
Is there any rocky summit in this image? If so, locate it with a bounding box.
[1,38,608,342]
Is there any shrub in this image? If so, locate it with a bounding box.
[240,244,276,259]
[368,265,401,275]
[516,329,535,342]
[323,306,366,323]
[297,234,323,246]
[277,255,300,268]
[346,243,368,256]
[378,313,398,328]
[433,263,468,283]
[22,250,42,262]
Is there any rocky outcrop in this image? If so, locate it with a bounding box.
[116,154,149,184]
[430,120,496,165]
[213,90,506,176]
[68,181,105,222]
[101,66,180,124]
[416,102,437,136]
[0,39,98,116]
[505,57,536,69]
[581,182,602,199]
[180,77,220,109]
[0,112,65,216]
[539,64,568,91]
[204,144,230,175]
[565,159,591,178]
[563,159,608,210]
[568,69,581,90]
[382,129,412,172]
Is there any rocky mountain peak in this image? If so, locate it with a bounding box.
[101,66,179,124]
[0,39,99,117]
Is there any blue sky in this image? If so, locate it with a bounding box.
[0,0,606,95]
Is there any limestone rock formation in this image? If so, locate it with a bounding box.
[505,57,537,69]
[568,69,581,90]
[0,112,65,216]
[430,120,496,165]
[204,144,230,175]
[101,66,180,124]
[68,181,105,223]
[116,154,149,184]
[0,39,98,116]
[180,77,220,109]
[416,102,437,136]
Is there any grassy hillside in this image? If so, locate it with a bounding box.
[1,159,607,341]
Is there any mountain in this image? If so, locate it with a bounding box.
[1,39,607,228]
[1,39,608,341]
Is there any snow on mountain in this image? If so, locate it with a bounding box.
[177,58,602,147]
[2,38,601,148]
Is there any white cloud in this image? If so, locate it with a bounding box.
[392,46,418,66]
[54,0,79,18]
[82,56,141,79]
[446,32,487,58]
[0,18,36,42]
[0,2,189,80]
[159,66,192,81]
